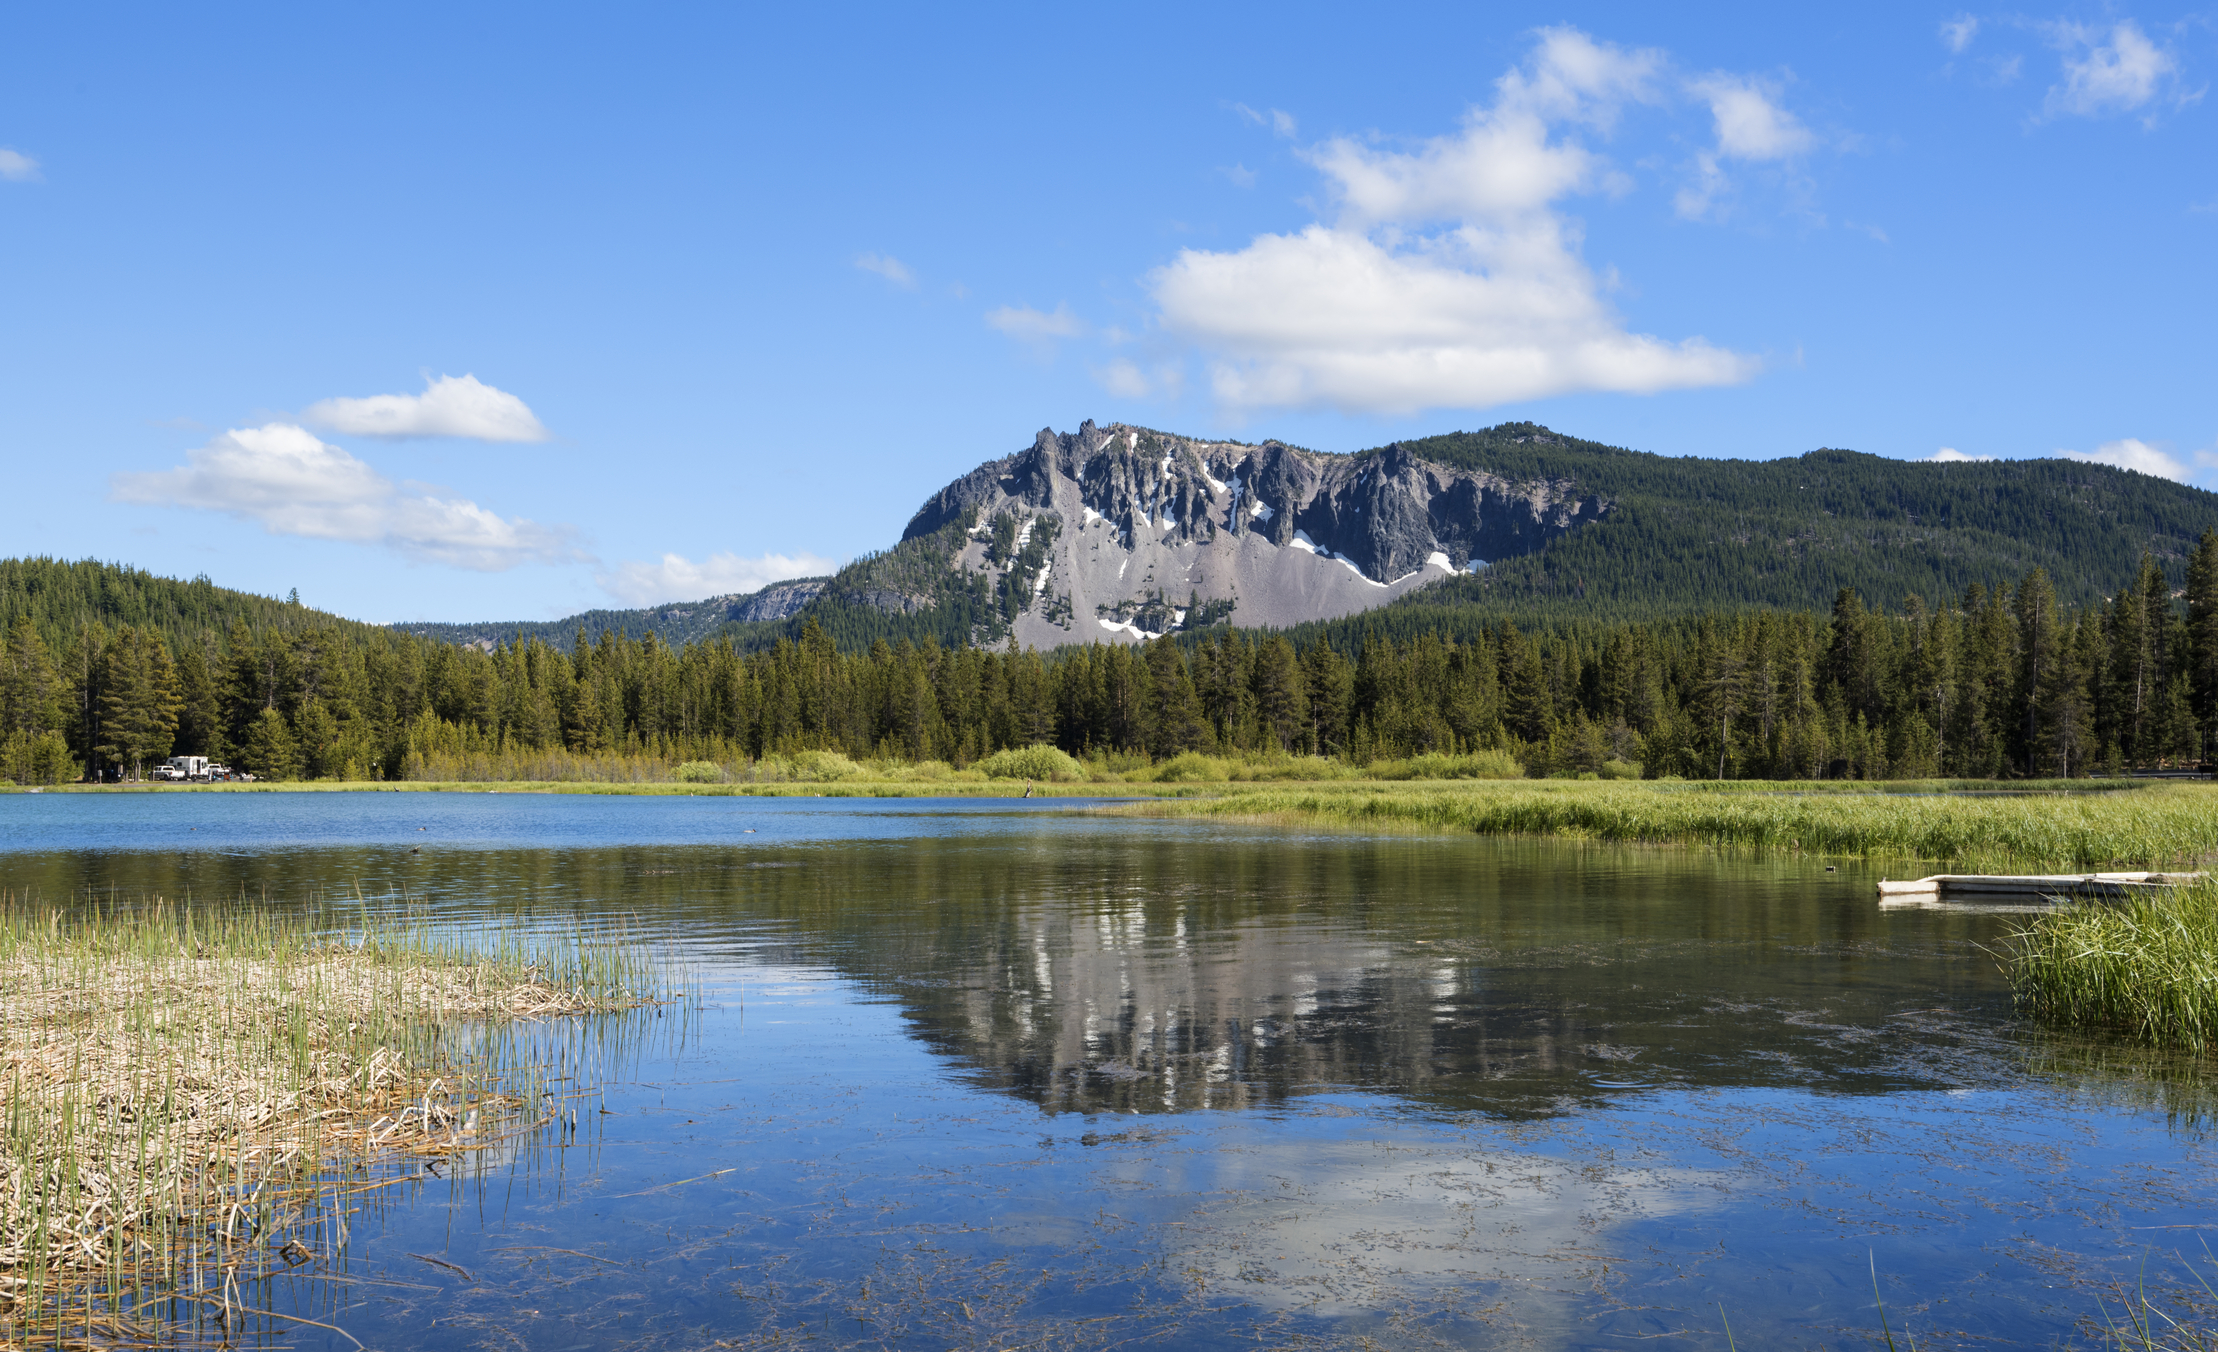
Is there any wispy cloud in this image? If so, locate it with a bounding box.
[1676,72,1816,220]
[1235,104,1298,137]
[985,302,1086,352]
[2041,21,2193,123]
[0,148,40,182]
[1941,15,1980,55]
[854,252,917,288]
[303,373,550,442]
[1149,27,1757,417]
[111,424,581,570]
[597,550,836,607]
[1926,447,1994,462]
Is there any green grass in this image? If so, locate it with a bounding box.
[2011,878,2218,1050]
[13,777,1223,798]
[1119,779,2218,872]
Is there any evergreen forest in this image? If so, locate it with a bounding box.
[6,540,2218,785]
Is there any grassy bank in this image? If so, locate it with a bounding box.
[2011,878,2218,1050]
[1118,779,2218,872]
[12,777,1220,798]
[0,895,657,1345]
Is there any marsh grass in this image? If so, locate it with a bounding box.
[2010,878,2218,1050]
[0,892,661,1348]
[1121,779,2218,872]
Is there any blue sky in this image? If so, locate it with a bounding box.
[2,2,2211,623]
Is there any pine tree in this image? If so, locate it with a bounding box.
[0,616,63,738]
[2188,528,2218,760]
[240,706,300,780]
[2014,569,2059,776]
[95,627,182,779]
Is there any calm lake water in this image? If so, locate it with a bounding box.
[4,791,2214,1350]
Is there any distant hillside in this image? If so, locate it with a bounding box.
[1363,424,2214,617]
[0,557,378,654]
[390,578,827,654]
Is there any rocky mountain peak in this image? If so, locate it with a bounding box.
[897,420,1609,647]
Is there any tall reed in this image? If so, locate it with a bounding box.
[2010,878,2218,1049]
[0,892,661,1346]
[1126,780,2218,871]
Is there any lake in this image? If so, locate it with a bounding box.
[4,791,2213,1350]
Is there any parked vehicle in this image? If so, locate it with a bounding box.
[156,755,212,782]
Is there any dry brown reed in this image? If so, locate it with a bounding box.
[0,894,654,1348]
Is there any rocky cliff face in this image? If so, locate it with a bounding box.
[900,420,1606,647]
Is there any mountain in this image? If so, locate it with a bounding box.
[893,420,1605,650]
[798,418,2218,648]
[391,577,825,653]
[373,418,2218,655]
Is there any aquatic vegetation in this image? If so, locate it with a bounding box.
[1125,779,2218,871]
[2011,878,2218,1050]
[0,894,658,1346]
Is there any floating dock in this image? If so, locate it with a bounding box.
[1877,872,2203,904]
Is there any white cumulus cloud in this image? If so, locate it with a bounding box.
[2043,21,2188,121]
[855,252,916,288]
[1926,447,1994,462]
[2063,437,2191,481]
[0,148,39,182]
[597,551,837,607]
[111,424,580,570]
[302,373,551,442]
[1150,28,1755,417]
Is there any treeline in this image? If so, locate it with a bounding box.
[6,537,2218,784]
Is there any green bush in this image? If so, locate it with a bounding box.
[975,744,1086,782]
[672,760,724,784]
[789,749,862,782]
[1599,759,1643,780]
[1152,751,1230,783]
[1232,756,1351,782]
[1369,750,1525,781]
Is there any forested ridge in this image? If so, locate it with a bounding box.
[6,539,2218,785]
[1353,425,2218,619]
[355,424,2218,656]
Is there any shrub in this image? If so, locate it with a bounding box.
[975,744,1086,782]
[1153,751,1230,783]
[1232,756,1350,782]
[1369,750,1525,781]
[672,760,724,784]
[789,749,862,782]
[1599,759,1643,780]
